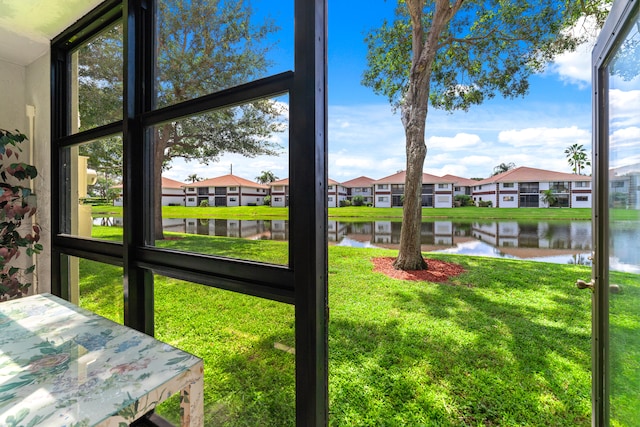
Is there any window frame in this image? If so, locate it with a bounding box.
[50,0,328,425]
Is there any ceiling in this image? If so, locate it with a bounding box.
[0,0,104,66]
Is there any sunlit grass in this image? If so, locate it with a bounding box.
[91,204,596,221]
[75,233,640,426]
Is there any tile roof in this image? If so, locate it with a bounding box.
[441,174,478,187]
[373,170,454,184]
[162,176,187,189]
[341,176,375,187]
[183,174,269,189]
[474,166,591,185]
[268,178,289,186]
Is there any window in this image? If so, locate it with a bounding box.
[188,197,195,202]
[328,196,334,202]
[612,180,625,188]
[503,196,515,202]
[229,187,237,192]
[328,185,334,190]
[274,197,282,202]
[577,196,589,202]
[378,184,388,190]
[378,196,389,202]
[52,1,326,424]
[436,196,449,203]
[438,183,448,189]
[503,182,514,188]
[229,197,237,202]
[519,182,539,193]
[574,181,590,188]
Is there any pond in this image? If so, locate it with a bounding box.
[95,217,598,266]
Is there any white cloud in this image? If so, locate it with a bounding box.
[548,15,600,88]
[498,126,590,148]
[428,133,482,150]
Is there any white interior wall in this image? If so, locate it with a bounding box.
[25,53,51,294]
[0,60,27,132]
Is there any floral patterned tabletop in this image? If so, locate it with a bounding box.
[0,293,203,426]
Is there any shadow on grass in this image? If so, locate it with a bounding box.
[329,257,593,426]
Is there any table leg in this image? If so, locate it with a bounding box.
[180,363,204,427]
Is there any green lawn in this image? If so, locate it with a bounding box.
[76,233,640,426]
[92,204,598,221]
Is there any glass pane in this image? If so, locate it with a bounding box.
[60,135,124,242]
[72,22,123,133]
[607,9,640,425]
[74,256,124,324]
[152,275,295,425]
[155,0,293,109]
[147,95,289,266]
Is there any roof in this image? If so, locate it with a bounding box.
[441,174,478,187]
[162,176,186,189]
[328,178,345,186]
[474,166,591,185]
[268,178,290,186]
[373,170,453,185]
[341,176,375,188]
[183,174,269,189]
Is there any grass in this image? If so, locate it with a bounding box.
[76,233,640,426]
[91,205,596,221]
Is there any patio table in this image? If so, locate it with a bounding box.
[0,293,203,426]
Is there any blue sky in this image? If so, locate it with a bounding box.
[165,1,596,183]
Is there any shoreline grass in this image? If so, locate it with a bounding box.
[76,234,640,426]
[92,204,596,221]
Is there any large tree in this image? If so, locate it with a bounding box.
[363,0,609,270]
[78,0,284,239]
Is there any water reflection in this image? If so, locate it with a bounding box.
[96,217,597,265]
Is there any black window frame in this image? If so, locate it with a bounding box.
[50,0,328,425]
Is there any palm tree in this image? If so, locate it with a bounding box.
[564,144,591,175]
[541,189,558,208]
[187,174,203,183]
[256,170,278,184]
[491,162,516,176]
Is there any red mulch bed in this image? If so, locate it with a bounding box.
[372,257,466,283]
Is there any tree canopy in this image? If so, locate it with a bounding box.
[77,0,285,238]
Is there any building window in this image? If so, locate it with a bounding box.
[328,196,334,202]
[378,196,389,202]
[574,181,590,188]
[612,181,625,188]
[436,196,449,203]
[188,187,195,192]
[378,184,388,190]
[188,197,195,202]
[229,197,237,202]
[438,184,448,189]
[503,196,514,202]
[503,182,514,188]
[228,186,237,192]
[576,196,589,202]
[274,197,282,202]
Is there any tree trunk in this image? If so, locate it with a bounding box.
[393,135,428,270]
[153,132,167,241]
[393,0,456,271]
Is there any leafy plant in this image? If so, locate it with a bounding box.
[0,129,41,300]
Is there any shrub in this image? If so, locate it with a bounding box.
[339,199,352,207]
[352,195,364,206]
[199,199,210,207]
[478,200,493,208]
[454,194,473,207]
[263,195,271,206]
